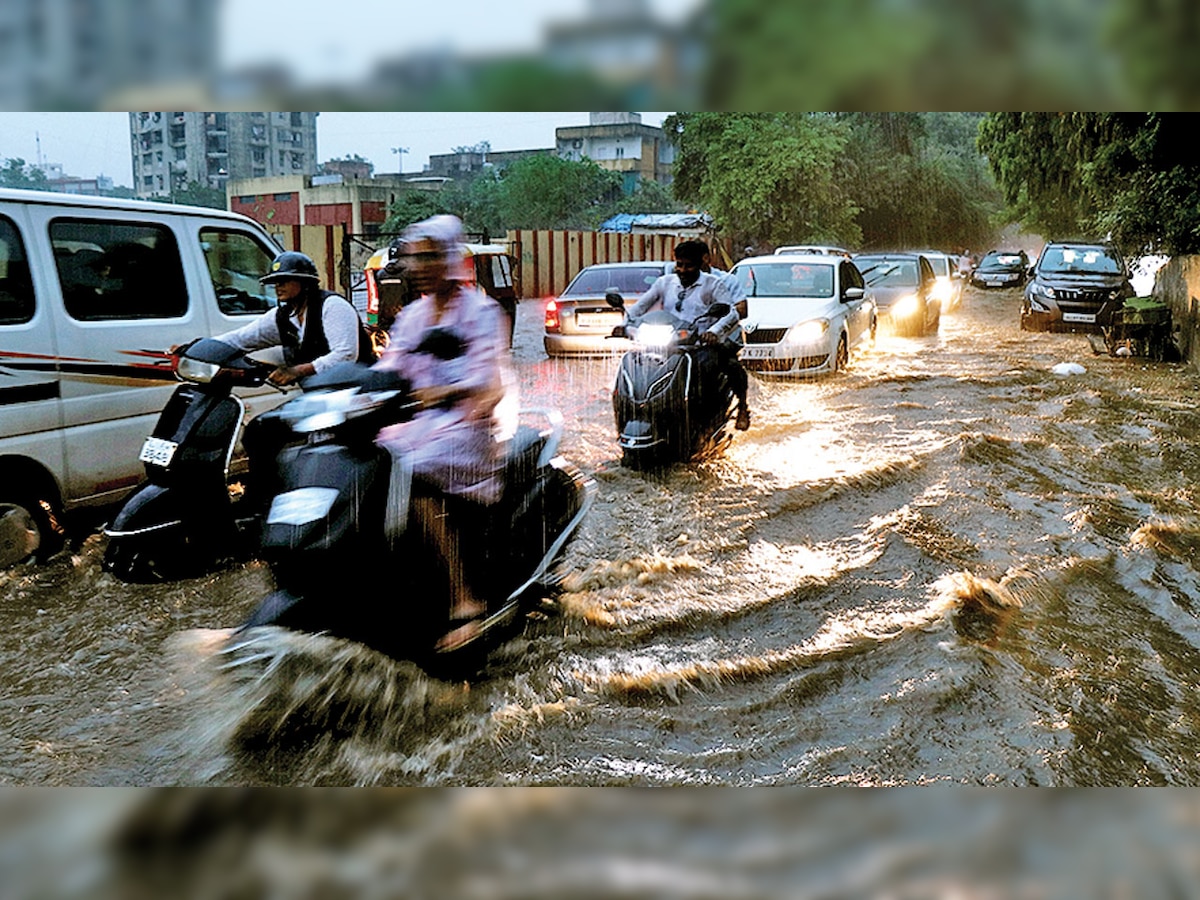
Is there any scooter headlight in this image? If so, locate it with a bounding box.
[785,319,828,345]
[890,294,919,318]
[176,357,221,383]
[635,323,676,348]
[267,487,340,526]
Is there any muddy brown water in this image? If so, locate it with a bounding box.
[4,285,1200,786]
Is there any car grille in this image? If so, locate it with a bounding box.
[1055,288,1110,313]
[746,354,828,372]
[746,328,788,344]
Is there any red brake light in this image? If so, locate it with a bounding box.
[544,297,560,332]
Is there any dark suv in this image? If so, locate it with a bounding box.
[1021,241,1133,333]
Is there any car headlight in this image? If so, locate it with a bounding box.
[634,323,677,348]
[1028,297,1050,312]
[176,357,221,383]
[785,319,829,345]
[931,281,952,303]
[1031,281,1056,299]
[890,294,919,318]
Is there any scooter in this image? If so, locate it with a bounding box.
[235,360,596,674]
[607,292,736,469]
[102,338,285,582]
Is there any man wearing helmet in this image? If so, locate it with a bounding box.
[215,250,374,385]
[213,250,374,509]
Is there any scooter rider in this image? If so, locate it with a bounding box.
[213,250,375,509]
[625,239,752,430]
[372,215,514,654]
[699,241,751,431]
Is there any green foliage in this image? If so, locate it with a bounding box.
[667,112,1000,252]
[613,179,685,216]
[382,190,454,233]
[666,112,860,249]
[494,155,623,230]
[979,113,1200,254]
[0,158,49,190]
[167,181,227,209]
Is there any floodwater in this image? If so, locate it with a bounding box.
[4,285,1200,787]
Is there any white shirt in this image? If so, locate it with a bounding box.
[216,293,361,373]
[627,271,741,342]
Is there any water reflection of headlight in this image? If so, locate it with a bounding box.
[636,323,676,347]
[891,294,919,318]
[786,319,828,344]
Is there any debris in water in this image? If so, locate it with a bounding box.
[1051,362,1087,376]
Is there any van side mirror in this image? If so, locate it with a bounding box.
[843,286,864,302]
[605,289,625,309]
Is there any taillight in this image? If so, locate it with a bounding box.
[365,270,379,325]
[544,297,560,332]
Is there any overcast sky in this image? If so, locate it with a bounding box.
[220,0,702,84]
[0,112,671,187]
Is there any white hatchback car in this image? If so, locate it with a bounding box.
[732,254,877,376]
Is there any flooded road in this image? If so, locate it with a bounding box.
[5,284,1200,786]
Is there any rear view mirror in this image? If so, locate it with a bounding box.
[605,289,625,309]
[843,286,865,302]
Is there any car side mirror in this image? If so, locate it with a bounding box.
[843,286,864,302]
[605,289,625,309]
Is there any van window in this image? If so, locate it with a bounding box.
[0,216,34,325]
[51,219,187,321]
[199,228,276,315]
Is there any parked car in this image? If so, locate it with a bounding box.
[970,249,1030,289]
[913,250,964,311]
[731,254,876,377]
[544,261,673,356]
[1021,241,1134,333]
[852,252,941,336]
[773,244,853,259]
[0,187,288,567]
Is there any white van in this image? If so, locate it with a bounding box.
[0,188,291,566]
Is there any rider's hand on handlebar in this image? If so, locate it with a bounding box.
[700,331,720,345]
[268,364,312,387]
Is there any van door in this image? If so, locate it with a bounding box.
[0,206,66,492]
[31,209,199,503]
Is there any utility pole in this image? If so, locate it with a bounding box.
[391,146,409,174]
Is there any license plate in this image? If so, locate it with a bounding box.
[985,277,1004,284]
[1062,312,1096,324]
[741,345,774,359]
[576,312,617,329]
[139,436,178,467]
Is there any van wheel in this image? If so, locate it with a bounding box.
[0,492,65,567]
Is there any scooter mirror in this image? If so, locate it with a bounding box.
[605,290,625,309]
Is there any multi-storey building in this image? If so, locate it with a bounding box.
[129,111,319,200]
[555,112,675,193]
[0,0,216,109]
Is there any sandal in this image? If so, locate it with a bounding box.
[435,614,486,653]
[735,406,751,431]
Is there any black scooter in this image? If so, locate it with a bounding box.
[235,358,596,674]
[607,292,736,469]
[102,339,284,582]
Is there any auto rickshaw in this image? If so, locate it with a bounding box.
[364,240,519,346]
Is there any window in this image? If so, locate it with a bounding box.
[0,216,34,325]
[51,219,187,321]
[199,228,277,315]
[273,193,292,202]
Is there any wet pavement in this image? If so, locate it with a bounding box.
[4,284,1200,785]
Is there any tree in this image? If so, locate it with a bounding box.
[382,190,453,233]
[494,155,622,230]
[168,180,226,209]
[0,158,49,191]
[979,113,1200,255]
[666,112,860,248]
[612,179,685,216]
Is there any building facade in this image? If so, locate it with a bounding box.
[1,0,216,109]
[129,111,319,200]
[425,147,553,181]
[555,112,675,193]
[226,173,424,239]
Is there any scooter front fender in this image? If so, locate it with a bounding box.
[104,483,184,537]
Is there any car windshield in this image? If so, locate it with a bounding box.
[562,266,665,296]
[734,262,835,297]
[981,253,1024,268]
[856,258,918,287]
[925,256,950,276]
[1038,246,1123,275]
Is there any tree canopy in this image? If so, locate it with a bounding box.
[978,113,1200,254]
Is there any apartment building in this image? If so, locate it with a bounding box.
[0,0,216,109]
[129,111,319,200]
[555,112,675,193]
